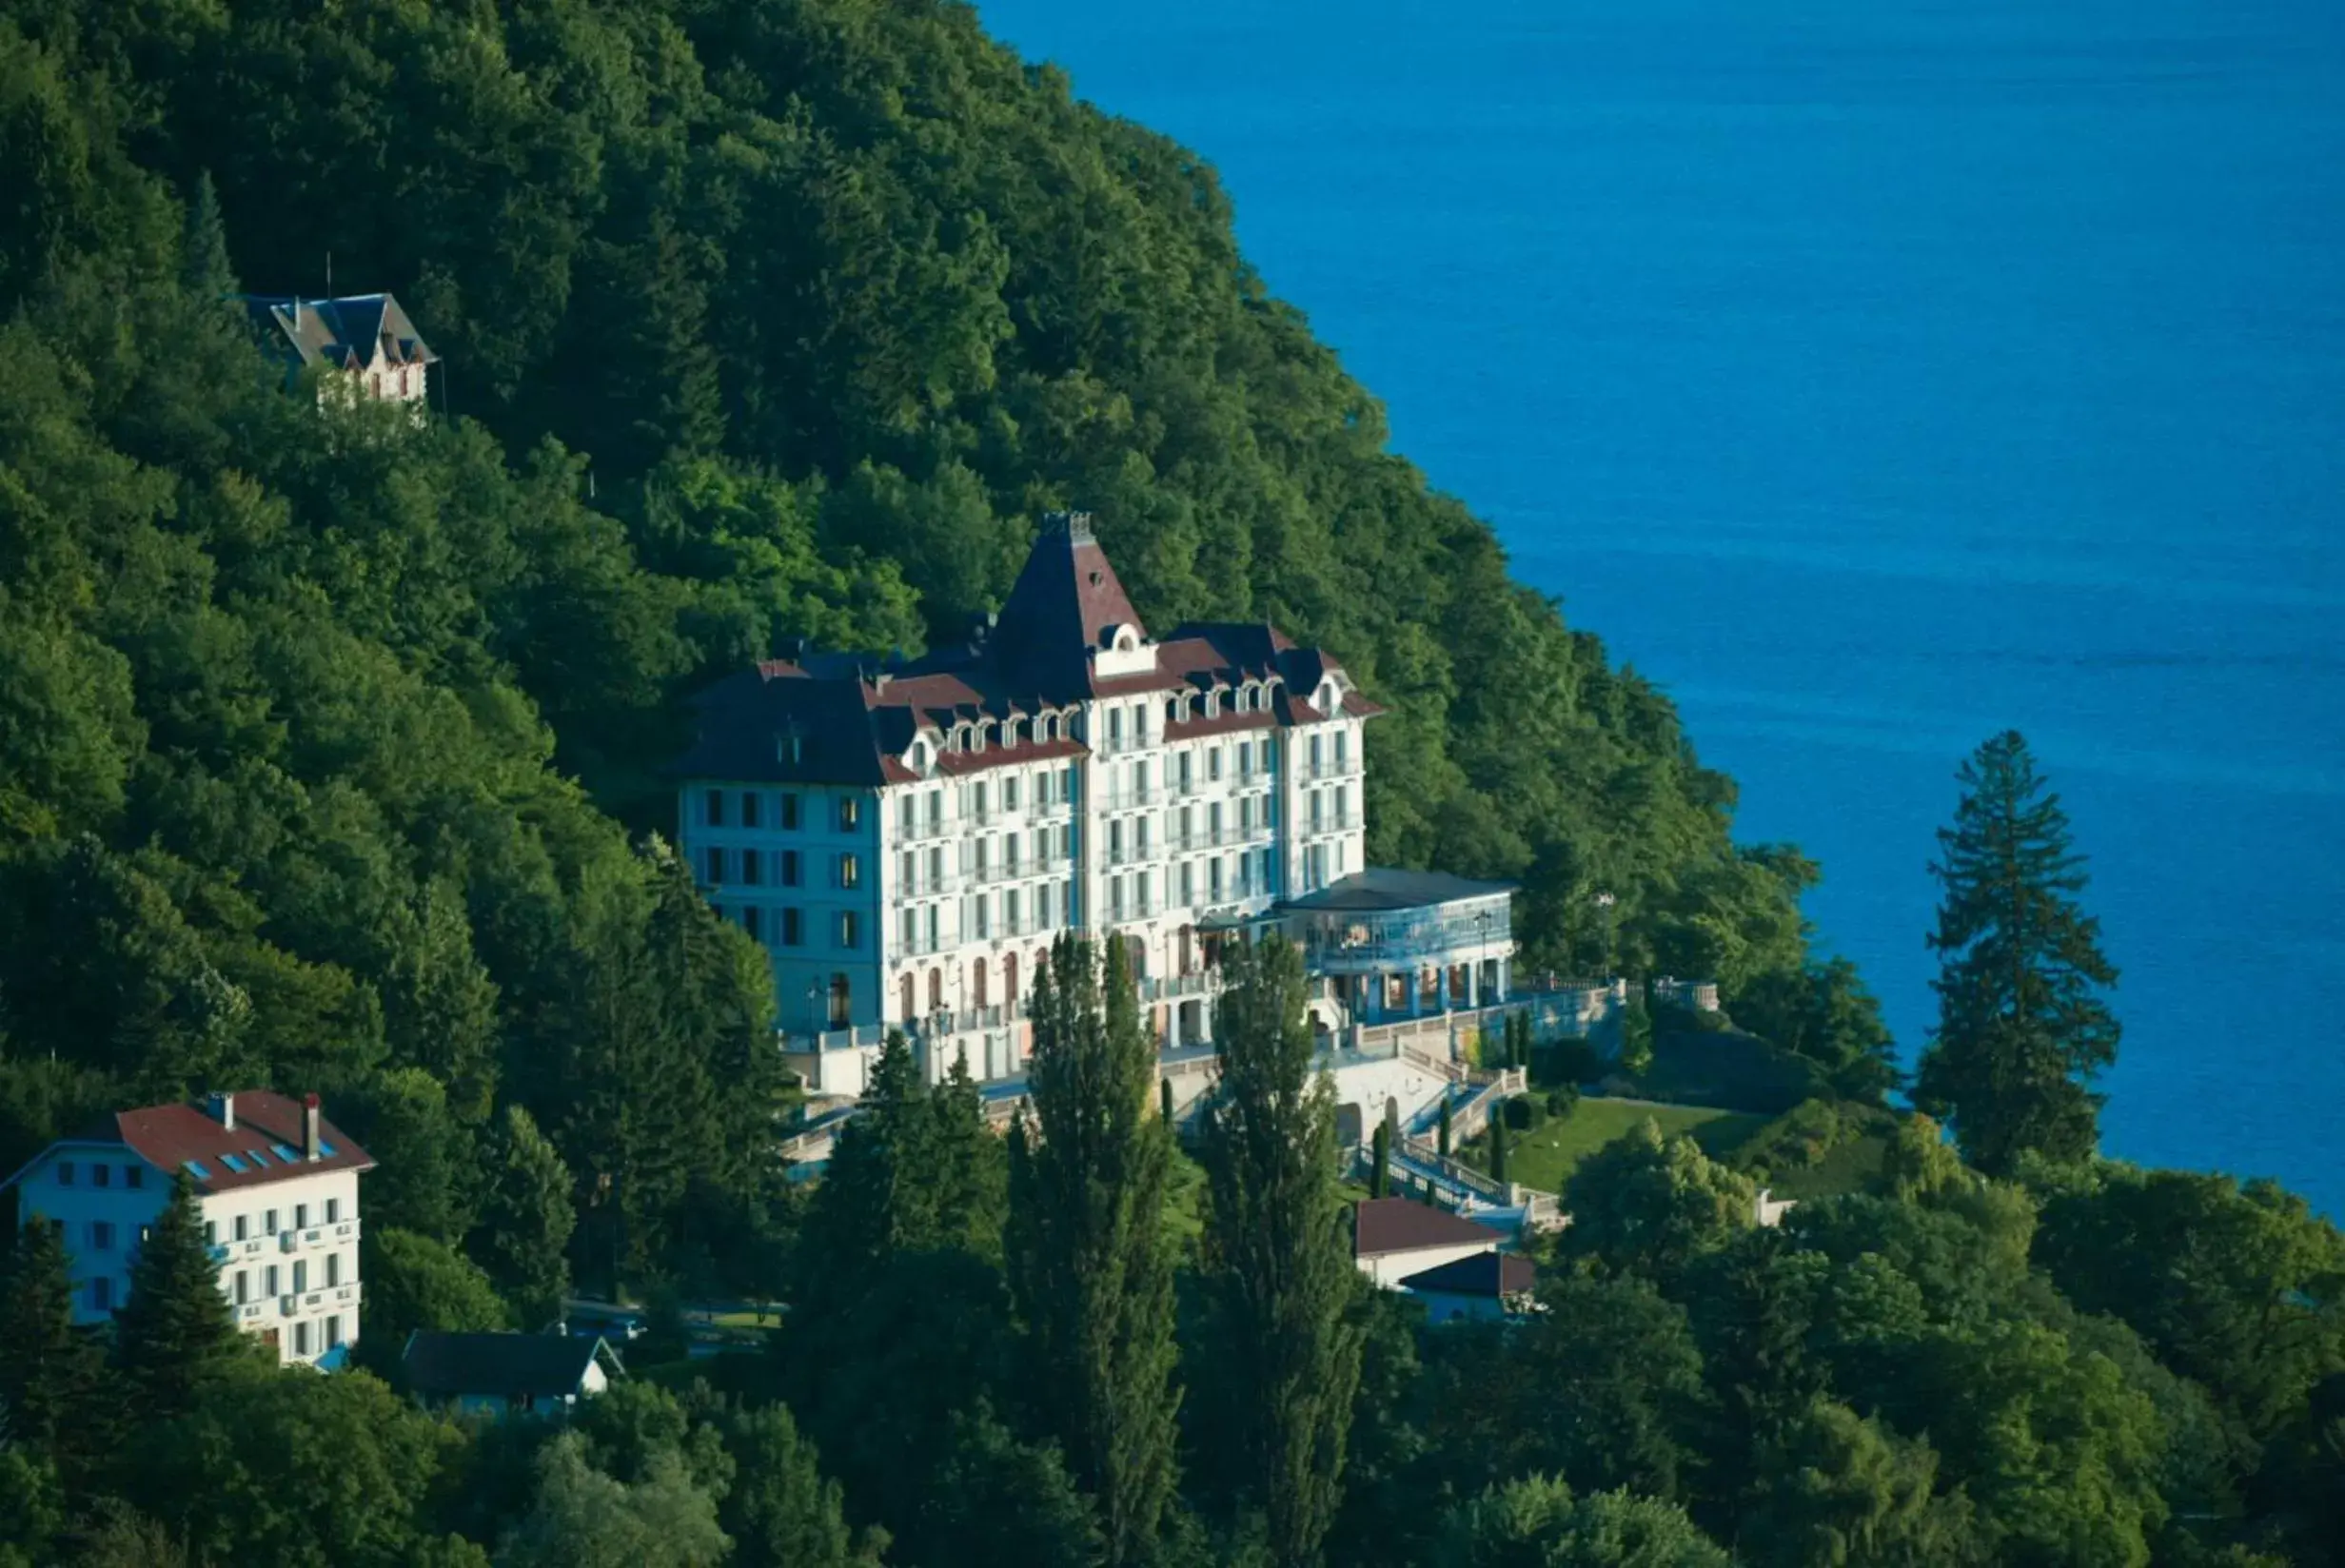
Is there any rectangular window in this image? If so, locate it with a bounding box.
[927,789,944,829]
[742,851,762,886]
[124,1165,143,1189]
[325,1252,341,1286]
[975,837,991,878]
[294,1204,309,1231]
[782,908,803,947]
[235,1270,249,1305]
[705,847,725,886]
[742,906,762,941]
[1006,889,1022,932]
[90,1222,114,1251]
[91,1162,110,1188]
[292,1260,307,1295]
[741,792,761,829]
[54,1161,72,1186]
[205,1220,218,1247]
[1005,775,1021,812]
[325,1314,344,1349]
[900,795,916,834]
[1238,741,1251,779]
[705,789,725,827]
[295,1320,311,1357]
[1137,816,1152,855]
[1336,731,1350,767]
[975,781,990,820]
[780,794,800,831]
[829,974,851,1029]
[926,905,940,949]
[266,1209,279,1235]
[89,1277,112,1313]
[838,797,861,832]
[1178,753,1192,791]
[900,908,917,949]
[266,1264,280,1297]
[781,850,801,887]
[838,853,860,890]
[1310,734,1325,769]
[1210,748,1224,781]
[975,893,992,939]
[1110,875,1126,920]
[235,1214,250,1242]
[1109,709,1125,748]
[1138,871,1153,913]
[1180,864,1195,904]
[325,1198,340,1225]
[1211,859,1225,900]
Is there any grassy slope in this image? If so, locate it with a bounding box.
[1466,1098,1770,1194]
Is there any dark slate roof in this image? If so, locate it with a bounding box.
[402,1332,613,1399]
[988,512,1148,696]
[1352,1197,1506,1258]
[240,293,438,373]
[30,1092,375,1196]
[670,515,1381,788]
[1399,1250,1539,1297]
[1280,868,1516,914]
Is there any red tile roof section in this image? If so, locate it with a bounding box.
[93,1092,374,1194]
[1351,1197,1506,1258]
[671,519,1381,789]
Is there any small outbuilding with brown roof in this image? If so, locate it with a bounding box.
[1350,1196,1507,1287]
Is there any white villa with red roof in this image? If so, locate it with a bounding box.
[2,1091,372,1368]
[673,512,1550,1098]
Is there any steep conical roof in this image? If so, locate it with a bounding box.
[990,512,1145,696]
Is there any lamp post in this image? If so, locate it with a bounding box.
[1474,907,1491,1009]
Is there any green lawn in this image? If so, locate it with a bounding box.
[1467,1098,1769,1195]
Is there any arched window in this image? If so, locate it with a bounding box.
[828,973,851,1029]
[1123,934,1148,982]
[973,957,990,1009]
[1004,952,1020,1012]
[929,969,945,1012]
[899,972,916,1023]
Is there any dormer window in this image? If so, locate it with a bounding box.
[1204,690,1220,719]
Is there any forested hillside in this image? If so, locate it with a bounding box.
[5,4,2342,1566]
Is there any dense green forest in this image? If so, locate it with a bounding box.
[1,0,2340,1564]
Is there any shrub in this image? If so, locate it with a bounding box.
[1546,1086,1580,1121]
[1533,1039,1604,1088]
[1504,1095,1546,1133]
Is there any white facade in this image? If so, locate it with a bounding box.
[1354,1236,1500,1290]
[6,1102,367,1370]
[677,516,1377,1091]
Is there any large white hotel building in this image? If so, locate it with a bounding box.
[673,513,1525,1093]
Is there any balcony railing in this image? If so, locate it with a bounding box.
[1304,812,1358,835]
[1306,757,1359,781]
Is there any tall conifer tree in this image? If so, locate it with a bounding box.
[0,1217,106,1467]
[114,1174,245,1421]
[1915,732,2120,1174]
[1197,936,1363,1568]
[1006,934,1179,1566]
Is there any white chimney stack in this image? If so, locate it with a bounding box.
[208,1091,236,1130]
[303,1093,322,1161]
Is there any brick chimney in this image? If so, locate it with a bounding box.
[207,1091,236,1131]
[303,1093,322,1161]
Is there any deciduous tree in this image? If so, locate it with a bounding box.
[1006,933,1180,1566]
[1196,935,1363,1567]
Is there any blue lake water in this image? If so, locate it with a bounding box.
[975,0,2345,1215]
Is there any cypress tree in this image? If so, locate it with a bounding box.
[1915,732,2120,1175]
[1437,1096,1453,1160]
[1370,1122,1390,1199]
[800,1029,934,1298]
[0,1218,106,1466]
[1197,936,1363,1568]
[1160,1075,1174,1126]
[1490,1110,1509,1187]
[929,1050,1008,1260]
[1006,934,1180,1567]
[114,1173,245,1421]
